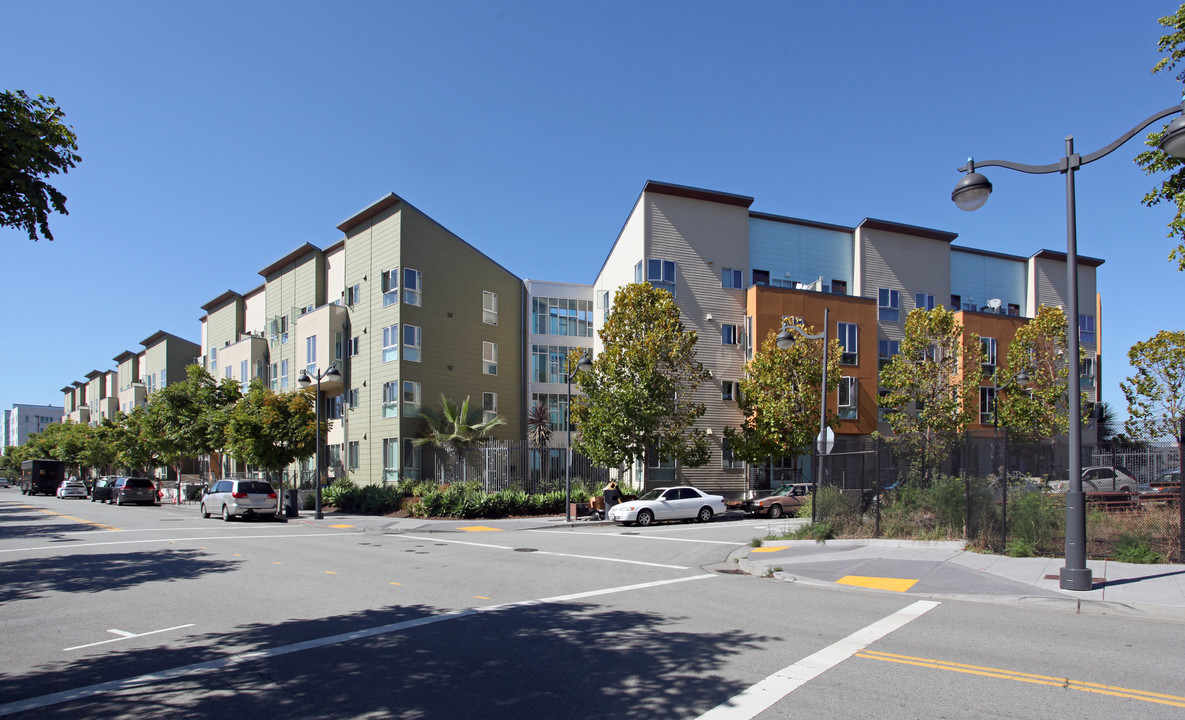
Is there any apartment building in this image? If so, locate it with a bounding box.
[1,403,64,450]
[593,181,1103,495]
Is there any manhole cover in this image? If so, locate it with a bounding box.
[513,548,538,553]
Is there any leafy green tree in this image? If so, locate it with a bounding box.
[724,324,842,473]
[572,283,711,487]
[29,420,89,478]
[1135,5,1185,269]
[79,419,117,477]
[995,305,1084,442]
[225,380,321,477]
[413,395,506,482]
[112,406,164,475]
[878,306,983,481]
[1120,330,1185,443]
[0,91,81,241]
[144,365,242,482]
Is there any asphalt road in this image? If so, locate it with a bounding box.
[2,488,1183,719]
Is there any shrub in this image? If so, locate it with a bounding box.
[791,521,834,542]
[1005,537,1037,557]
[1114,533,1166,564]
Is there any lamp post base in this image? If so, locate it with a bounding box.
[1059,566,1093,591]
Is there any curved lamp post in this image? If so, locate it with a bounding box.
[776,307,830,524]
[952,101,1185,590]
[297,362,341,520]
[565,350,594,522]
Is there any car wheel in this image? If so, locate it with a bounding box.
[222,505,233,522]
[696,506,714,523]
[768,504,784,519]
[201,503,210,519]
[635,509,654,527]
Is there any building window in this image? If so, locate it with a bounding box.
[1081,357,1096,386]
[483,341,498,375]
[752,269,770,286]
[306,335,317,375]
[838,377,858,420]
[980,386,996,426]
[402,381,421,418]
[382,382,399,418]
[279,316,289,345]
[721,323,739,345]
[878,339,900,370]
[532,345,585,384]
[240,360,248,392]
[647,258,677,295]
[1008,303,1021,317]
[831,280,847,295]
[347,336,360,357]
[634,261,643,283]
[382,324,399,363]
[482,392,498,424]
[744,315,753,361]
[347,388,359,409]
[981,337,997,374]
[382,438,399,483]
[1079,315,1096,344]
[722,439,742,469]
[721,268,744,289]
[269,363,278,391]
[533,297,594,337]
[404,324,422,363]
[483,291,498,325]
[950,294,961,310]
[334,332,343,361]
[382,269,399,307]
[346,283,361,306]
[837,322,858,365]
[325,395,342,420]
[209,346,217,374]
[915,293,935,311]
[347,441,359,470]
[878,289,900,322]
[280,360,289,390]
[721,380,739,401]
[404,267,422,306]
[402,438,421,478]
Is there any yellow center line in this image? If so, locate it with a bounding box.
[856,650,1185,708]
[17,504,120,532]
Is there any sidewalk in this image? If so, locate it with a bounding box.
[736,537,1185,620]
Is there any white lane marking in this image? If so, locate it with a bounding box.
[0,533,358,554]
[697,600,941,719]
[393,534,690,569]
[60,527,216,535]
[530,529,739,545]
[2,574,714,716]
[64,625,196,652]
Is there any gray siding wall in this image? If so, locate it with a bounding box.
[857,227,951,348]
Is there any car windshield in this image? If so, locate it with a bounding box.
[769,486,795,497]
[637,489,664,502]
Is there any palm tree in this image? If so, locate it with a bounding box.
[413,395,506,482]
[527,403,553,483]
[1095,401,1118,444]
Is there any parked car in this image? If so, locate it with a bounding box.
[91,476,118,503]
[201,479,279,521]
[607,486,727,527]
[112,477,157,506]
[741,483,811,519]
[1149,470,1181,494]
[1046,466,1138,494]
[55,479,88,499]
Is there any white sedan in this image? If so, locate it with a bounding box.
[608,486,727,526]
[56,480,88,499]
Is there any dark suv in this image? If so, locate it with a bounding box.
[113,477,157,506]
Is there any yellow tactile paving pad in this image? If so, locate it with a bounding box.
[457,526,503,532]
[836,575,919,592]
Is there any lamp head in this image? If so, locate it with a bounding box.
[576,350,593,373]
[775,329,795,350]
[325,362,341,379]
[952,170,993,212]
[1159,113,1185,160]
[1013,369,1029,384]
[296,370,311,387]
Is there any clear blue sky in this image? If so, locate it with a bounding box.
[4,0,1183,429]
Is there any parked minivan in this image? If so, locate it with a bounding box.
[112,477,157,506]
[201,480,279,521]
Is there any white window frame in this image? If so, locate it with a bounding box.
[483,341,498,375]
[647,258,677,295]
[878,288,900,322]
[878,339,900,369]
[1079,314,1096,344]
[403,324,422,362]
[482,392,498,424]
[915,293,935,311]
[721,268,743,289]
[838,376,858,420]
[721,380,738,401]
[402,380,422,418]
[382,269,399,307]
[483,291,498,325]
[347,440,360,470]
[837,322,858,365]
[982,337,998,372]
[382,381,399,418]
[280,359,289,389]
[721,323,739,345]
[403,267,422,306]
[382,438,399,483]
[980,386,996,426]
[382,324,399,363]
[306,335,317,375]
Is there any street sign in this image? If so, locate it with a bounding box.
[817,427,835,455]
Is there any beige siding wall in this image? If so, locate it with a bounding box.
[593,196,646,355]
[244,288,266,335]
[207,298,243,352]
[264,251,325,393]
[857,227,952,350]
[326,244,345,306]
[646,192,750,494]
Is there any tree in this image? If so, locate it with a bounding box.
[526,402,553,481]
[225,380,321,476]
[878,306,983,481]
[28,420,89,478]
[1135,5,1185,269]
[413,395,506,482]
[79,419,117,477]
[724,324,842,474]
[111,407,164,475]
[144,365,242,483]
[571,283,711,487]
[995,305,1084,442]
[0,91,81,241]
[1120,330,1185,443]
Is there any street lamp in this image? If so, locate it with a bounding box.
[952,101,1185,591]
[776,307,831,524]
[565,350,593,522]
[297,361,341,520]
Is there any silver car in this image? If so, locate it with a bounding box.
[1047,466,1138,494]
[201,479,279,521]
